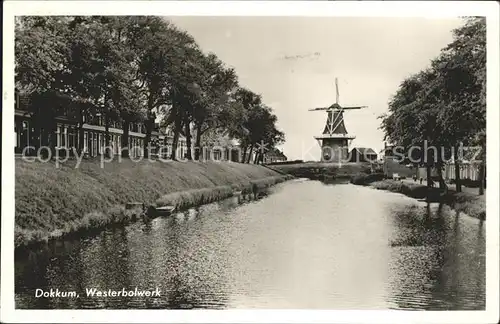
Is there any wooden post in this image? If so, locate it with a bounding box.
[479,145,485,195]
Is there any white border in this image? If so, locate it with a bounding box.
[2,1,499,323]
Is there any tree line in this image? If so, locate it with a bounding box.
[15,16,284,162]
[379,17,486,194]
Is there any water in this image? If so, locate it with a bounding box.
[15,179,485,309]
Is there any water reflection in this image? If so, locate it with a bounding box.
[15,180,485,309]
[387,202,485,310]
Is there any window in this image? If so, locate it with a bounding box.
[214,149,222,161]
[93,133,97,156]
[15,123,19,148]
[99,133,103,154]
[84,132,88,152]
[69,130,75,149]
[62,127,67,147]
[57,126,61,147]
[89,133,93,155]
[114,135,119,154]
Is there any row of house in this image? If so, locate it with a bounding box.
[15,113,190,160]
[382,143,483,181]
[348,147,378,163]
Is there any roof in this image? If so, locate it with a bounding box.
[322,111,348,135]
[351,147,377,155]
[265,148,287,159]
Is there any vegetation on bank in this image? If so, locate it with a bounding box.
[265,160,305,166]
[15,159,293,247]
[268,162,372,179]
[350,173,485,220]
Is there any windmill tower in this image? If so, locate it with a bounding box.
[309,78,367,163]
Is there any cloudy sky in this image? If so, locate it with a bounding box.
[168,16,463,161]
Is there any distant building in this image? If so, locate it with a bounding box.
[348,147,377,163]
[263,148,287,164]
[14,89,188,158]
[443,160,482,181]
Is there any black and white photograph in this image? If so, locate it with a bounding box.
[1,1,499,323]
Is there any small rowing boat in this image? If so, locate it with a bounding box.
[147,205,176,217]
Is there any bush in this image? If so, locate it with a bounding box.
[447,178,485,188]
[15,159,293,248]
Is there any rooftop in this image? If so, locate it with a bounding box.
[351,147,377,155]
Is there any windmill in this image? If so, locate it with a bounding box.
[309,78,367,162]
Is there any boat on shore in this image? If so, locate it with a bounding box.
[146,205,176,217]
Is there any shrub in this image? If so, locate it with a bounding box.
[350,172,385,185]
[359,178,485,220]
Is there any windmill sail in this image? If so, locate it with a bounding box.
[335,78,339,104]
[309,107,331,111]
[340,106,367,110]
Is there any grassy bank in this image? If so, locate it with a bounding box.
[350,173,486,220]
[15,159,293,247]
[268,162,372,179]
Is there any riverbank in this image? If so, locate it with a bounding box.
[15,159,293,248]
[350,173,486,220]
[267,162,372,180]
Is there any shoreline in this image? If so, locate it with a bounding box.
[350,177,486,220]
[15,159,294,249]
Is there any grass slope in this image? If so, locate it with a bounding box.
[269,162,371,178]
[15,159,289,247]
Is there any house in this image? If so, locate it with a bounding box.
[443,160,482,182]
[263,148,287,164]
[348,147,377,163]
[14,90,188,158]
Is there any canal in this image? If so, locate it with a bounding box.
[15,179,485,310]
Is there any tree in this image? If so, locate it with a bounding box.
[15,17,73,155]
[15,16,285,164]
[192,53,239,160]
[380,17,486,194]
[228,88,264,162]
[441,17,486,194]
[128,17,202,159]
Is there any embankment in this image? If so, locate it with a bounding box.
[350,173,486,220]
[15,159,293,248]
[268,162,372,180]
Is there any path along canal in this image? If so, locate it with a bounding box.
[15,179,485,309]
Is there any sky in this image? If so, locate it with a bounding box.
[168,16,464,161]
